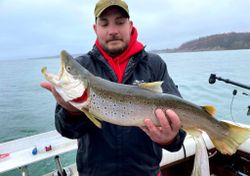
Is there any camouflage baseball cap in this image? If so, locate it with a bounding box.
[94,0,129,18]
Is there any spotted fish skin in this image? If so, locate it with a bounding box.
[86,72,207,128]
[88,86,157,126]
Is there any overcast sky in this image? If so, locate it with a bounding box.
[0,0,249,60]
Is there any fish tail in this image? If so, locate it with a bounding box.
[210,121,250,155]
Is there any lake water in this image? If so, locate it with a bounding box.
[0,49,250,175]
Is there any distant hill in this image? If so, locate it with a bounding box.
[155,32,250,53]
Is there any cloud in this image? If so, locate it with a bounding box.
[132,0,250,49]
[0,0,96,59]
[0,0,249,59]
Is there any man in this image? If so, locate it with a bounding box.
[41,0,186,175]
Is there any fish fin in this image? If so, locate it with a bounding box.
[209,121,250,155]
[201,106,216,116]
[81,109,102,128]
[137,81,163,93]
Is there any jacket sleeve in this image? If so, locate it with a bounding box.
[152,55,181,97]
[160,129,186,152]
[151,53,187,151]
[55,104,96,139]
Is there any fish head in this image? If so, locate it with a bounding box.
[41,50,90,106]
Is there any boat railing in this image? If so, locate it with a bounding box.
[0,130,77,175]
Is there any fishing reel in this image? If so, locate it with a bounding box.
[209,74,250,116]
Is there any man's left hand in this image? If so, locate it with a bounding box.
[141,109,181,145]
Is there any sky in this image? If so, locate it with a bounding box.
[0,0,250,60]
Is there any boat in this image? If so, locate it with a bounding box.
[0,127,250,176]
[1,74,250,176]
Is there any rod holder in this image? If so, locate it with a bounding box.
[54,155,66,176]
[19,166,29,176]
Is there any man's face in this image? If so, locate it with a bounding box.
[93,6,133,57]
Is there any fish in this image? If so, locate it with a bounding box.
[41,50,250,155]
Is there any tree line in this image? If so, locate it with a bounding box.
[154,32,250,53]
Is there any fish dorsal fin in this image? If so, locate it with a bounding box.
[201,106,216,116]
[137,81,163,93]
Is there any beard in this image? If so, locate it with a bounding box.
[103,45,127,57]
[99,36,130,57]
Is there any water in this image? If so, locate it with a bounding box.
[161,49,250,125]
[0,49,250,175]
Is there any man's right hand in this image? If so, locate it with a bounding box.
[40,82,81,114]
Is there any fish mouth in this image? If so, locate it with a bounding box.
[41,51,68,85]
[41,50,89,103]
[41,67,60,85]
[58,50,68,80]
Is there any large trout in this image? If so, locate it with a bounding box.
[42,50,250,155]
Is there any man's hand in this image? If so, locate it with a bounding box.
[141,109,181,145]
[40,82,80,113]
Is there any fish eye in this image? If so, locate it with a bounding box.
[66,66,71,72]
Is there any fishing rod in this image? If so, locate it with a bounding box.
[209,73,250,90]
[208,73,250,116]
